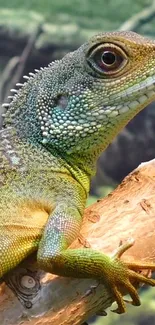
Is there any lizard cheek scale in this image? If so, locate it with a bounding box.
[1,31,155,315]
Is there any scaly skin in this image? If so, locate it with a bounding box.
[1,31,155,314]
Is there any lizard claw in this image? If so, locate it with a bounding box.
[104,239,155,314]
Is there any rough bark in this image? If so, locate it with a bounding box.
[1,159,155,325]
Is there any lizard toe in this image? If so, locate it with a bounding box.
[103,240,155,314]
[111,285,126,314]
[128,269,155,287]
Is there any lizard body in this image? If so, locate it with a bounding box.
[1,31,155,314]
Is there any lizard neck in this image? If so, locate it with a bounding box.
[42,143,93,194]
[2,126,91,197]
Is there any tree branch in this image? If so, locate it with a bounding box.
[1,159,155,324]
[0,24,43,127]
[119,0,155,31]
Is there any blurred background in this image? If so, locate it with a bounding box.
[0,0,155,324]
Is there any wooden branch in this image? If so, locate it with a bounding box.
[119,0,155,31]
[0,24,43,127]
[1,159,155,324]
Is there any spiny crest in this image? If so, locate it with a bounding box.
[1,70,43,123]
[1,60,59,115]
[2,74,32,110]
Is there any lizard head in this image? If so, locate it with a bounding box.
[3,31,155,160]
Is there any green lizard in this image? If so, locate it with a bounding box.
[1,31,155,315]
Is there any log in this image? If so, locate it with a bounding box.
[1,159,155,325]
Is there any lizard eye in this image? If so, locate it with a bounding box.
[87,43,128,76]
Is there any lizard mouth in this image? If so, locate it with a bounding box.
[97,75,155,117]
[112,74,155,103]
[114,76,155,115]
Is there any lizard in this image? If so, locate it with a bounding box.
[1,30,155,315]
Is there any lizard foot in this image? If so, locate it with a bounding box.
[106,238,155,314]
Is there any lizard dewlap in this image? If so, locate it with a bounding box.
[1,31,155,314]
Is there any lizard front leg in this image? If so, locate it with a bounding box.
[37,202,155,314]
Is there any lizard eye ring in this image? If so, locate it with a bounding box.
[87,43,128,76]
